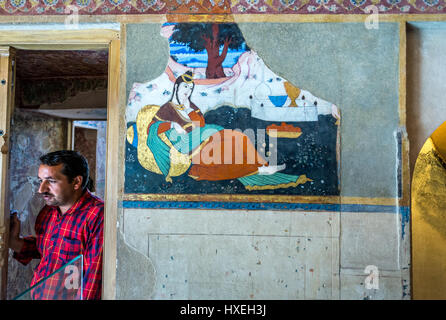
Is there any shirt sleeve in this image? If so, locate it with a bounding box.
[82,205,104,300]
[13,236,41,266]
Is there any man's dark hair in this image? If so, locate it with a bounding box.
[39,150,90,190]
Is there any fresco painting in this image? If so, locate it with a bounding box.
[125,22,341,196]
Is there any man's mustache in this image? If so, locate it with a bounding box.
[39,192,53,197]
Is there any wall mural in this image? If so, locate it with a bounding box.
[125,22,341,199]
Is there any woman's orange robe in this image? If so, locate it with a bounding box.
[149,101,268,181]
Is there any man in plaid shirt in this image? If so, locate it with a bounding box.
[9,150,104,300]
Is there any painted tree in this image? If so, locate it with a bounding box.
[170,23,247,79]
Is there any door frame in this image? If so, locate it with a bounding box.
[0,46,16,300]
[0,28,120,300]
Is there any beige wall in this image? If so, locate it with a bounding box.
[117,208,408,299]
[407,23,446,176]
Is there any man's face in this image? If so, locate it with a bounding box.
[37,164,77,207]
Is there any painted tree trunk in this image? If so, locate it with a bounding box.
[203,24,230,79]
[205,47,226,79]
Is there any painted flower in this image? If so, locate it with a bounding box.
[128,91,142,104]
[142,0,157,6]
[350,0,366,6]
[43,0,59,5]
[245,0,259,6]
[280,0,296,6]
[76,0,91,7]
[10,0,26,8]
[189,5,199,11]
[422,0,439,6]
[108,0,124,5]
[400,4,411,11]
[386,0,400,4]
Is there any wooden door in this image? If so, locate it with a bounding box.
[0,46,16,300]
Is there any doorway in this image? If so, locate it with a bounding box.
[7,49,108,299]
[0,29,120,300]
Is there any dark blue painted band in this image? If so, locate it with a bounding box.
[121,200,410,214]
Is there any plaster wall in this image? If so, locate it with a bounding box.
[407,22,446,175]
[117,22,408,300]
[406,22,446,299]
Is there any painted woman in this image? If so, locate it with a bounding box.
[144,71,308,190]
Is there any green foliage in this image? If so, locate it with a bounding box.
[171,23,247,52]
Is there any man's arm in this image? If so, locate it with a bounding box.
[9,213,41,265]
[10,237,24,253]
[82,206,104,300]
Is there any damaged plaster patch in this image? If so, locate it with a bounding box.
[116,229,156,300]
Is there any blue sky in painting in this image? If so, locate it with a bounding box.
[169,41,248,69]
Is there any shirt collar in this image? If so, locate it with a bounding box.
[55,190,92,217]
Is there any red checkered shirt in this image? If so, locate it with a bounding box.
[13,190,104,300]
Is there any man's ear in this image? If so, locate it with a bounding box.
[73,176,83,190]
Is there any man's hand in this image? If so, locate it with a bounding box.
[9,212,24,253]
